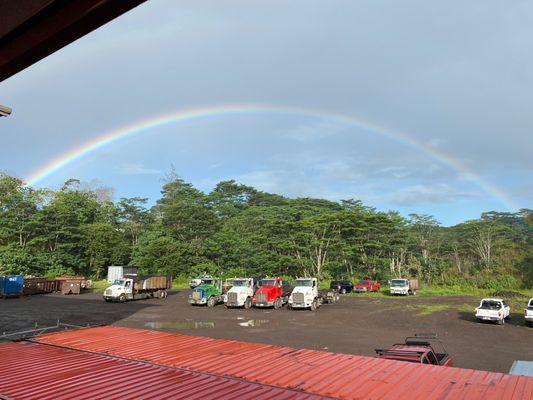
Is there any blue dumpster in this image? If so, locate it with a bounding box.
[1,275,24,298]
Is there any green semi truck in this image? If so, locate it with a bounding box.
[188,276,224,307]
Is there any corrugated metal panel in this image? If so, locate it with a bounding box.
[510,361,533,377]
[35,326,533,400]
[0,341,321,400]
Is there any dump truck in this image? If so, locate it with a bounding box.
[188,276,224,307]
[103,275,171,302]
[525,298,533,327]
[389,278,419,295]
[375,333,453,366]
[253,277,292,309]
[224,278,258,308]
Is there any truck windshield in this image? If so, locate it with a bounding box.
[296,280,313,287]
[113,280,125,286]
[261,279,276,286]
[390,279,407,287]
[232,280,248,287]
[359,280,370,285]
[480,300,502,309]
[202,279,214,285]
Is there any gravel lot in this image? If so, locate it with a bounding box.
[1,290,531,373]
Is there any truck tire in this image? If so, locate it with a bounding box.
[310,299,318,311]
[119,294,126,303]
[498,318,504,325]
[244,297,252,309]
[160,290,167,299]
[274,298,282,309]
[207,296,216,307]
[341,288,346,294]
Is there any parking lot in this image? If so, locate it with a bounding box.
[1,290,531,373]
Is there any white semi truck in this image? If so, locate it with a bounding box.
[288,277,338,310]
[103,275,171,302]
[224,278,257,308]
[525,298,533,327]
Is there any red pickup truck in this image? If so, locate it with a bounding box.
[253,277,292,309]
[354,279,381,293]
[375,334,452,366]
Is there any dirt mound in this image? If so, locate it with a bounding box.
[490,290,526,298]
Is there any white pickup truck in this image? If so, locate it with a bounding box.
[525,298,533,327]
[475,298,511,325]
[224,278,255,308]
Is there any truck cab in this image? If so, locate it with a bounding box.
[225,278,255,308]
[389,278,418,295]
[375,334,452,366]
[475,298,510,325]
[253,277,290,309]
[104,278,135,302]
[188,277,223,307]
[289,277,320,310]
[525,298,533,327]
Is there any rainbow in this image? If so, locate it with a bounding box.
[25,104,516,210]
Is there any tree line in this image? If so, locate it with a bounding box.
[0,172,531,288]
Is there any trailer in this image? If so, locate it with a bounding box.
[23,277,61,295]
[103,275,171,302]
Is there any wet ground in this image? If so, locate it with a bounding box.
[1,290,531,373]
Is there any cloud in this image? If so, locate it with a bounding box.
[114,163,161,175]
[381,184,480,206]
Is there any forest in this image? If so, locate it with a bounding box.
[0,172,531,289]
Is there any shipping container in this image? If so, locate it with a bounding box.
[0,275,24,298]
[107,265,138,283]
[23,277,61,295]
[35,326,533,400]
[0,341,319,400]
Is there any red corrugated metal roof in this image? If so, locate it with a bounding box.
[0,341,322,400]
[34,326,533,400]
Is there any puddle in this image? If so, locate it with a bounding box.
[238,319,271,328]
[144,320,215,330]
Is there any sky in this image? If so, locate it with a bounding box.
[1,0,532,226]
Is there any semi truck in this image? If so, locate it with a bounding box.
[389,278,419,295]
[103,275,171,302]
[288,277,339,310]
[225,278,257,308]
[188,276,224,307]
[253,277,292,309]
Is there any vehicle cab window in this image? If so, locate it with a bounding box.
[427,352,438,365]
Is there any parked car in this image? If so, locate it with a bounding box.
[389,278,418,295]
[525,298,533,327]
[354,279,381,293]
[330,280,353,294]
[475,298,510,325]
[375,333,452,366]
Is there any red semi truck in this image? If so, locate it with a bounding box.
[253,277,292,309]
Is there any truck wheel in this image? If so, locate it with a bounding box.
[310,299,317,311]
[160,290,167,299]
[244,297,252,309]
[119,294,126,303]
[498,318,504,325]
[341,288,346,294]
[207,296,216,307]
[274,298,282,309]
